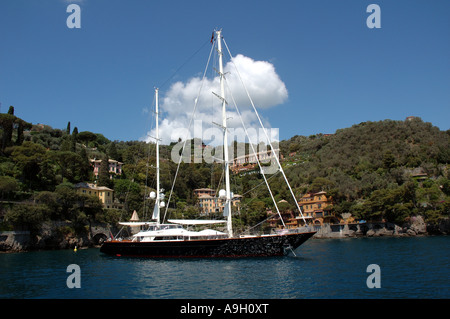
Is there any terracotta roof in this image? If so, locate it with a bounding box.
[74,182,113,192]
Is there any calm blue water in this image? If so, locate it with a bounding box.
[0,236,449,299]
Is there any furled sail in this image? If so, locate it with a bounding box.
[168,219,227,225]
[152,203,159,221]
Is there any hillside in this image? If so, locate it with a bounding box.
[0,107,449,235]
[277,118,450,224]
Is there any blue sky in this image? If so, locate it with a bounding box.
[1,0,449,143]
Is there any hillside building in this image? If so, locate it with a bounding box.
[90,159,123,179]
[74,182,115,209]
[297,191,338,225]
[193,188,242,216]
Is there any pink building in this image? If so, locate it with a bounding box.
[90,159,123,178]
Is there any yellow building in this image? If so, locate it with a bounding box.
[298,191,338,225]
[194,188,242,216]
[193,188,216,198]
[75,182,114,209]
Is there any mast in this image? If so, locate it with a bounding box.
[155,87,161,225]
[216,30,233,238]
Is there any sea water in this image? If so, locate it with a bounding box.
[0,236,448,299]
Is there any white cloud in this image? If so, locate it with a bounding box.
[224,54,288,109]
[145,54,288,146]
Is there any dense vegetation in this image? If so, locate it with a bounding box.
[0,106,449,234]
[277,118,450,225]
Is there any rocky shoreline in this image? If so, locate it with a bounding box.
[312,216,450,239]
[0,221,112,253]
[1,216,449,253]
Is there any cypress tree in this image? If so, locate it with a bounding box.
[78,147,91,181]
[98,155,111,187]
[16,121,24,145]
[0,113,15,151]
[72,127,78,152]
[107,142,119,161]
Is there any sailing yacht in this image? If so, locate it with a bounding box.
[100,30,315,257]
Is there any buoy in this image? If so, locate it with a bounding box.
[74,246,77,252]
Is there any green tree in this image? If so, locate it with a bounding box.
[17,119,32,144]
[98,155,112,188]
[95,133,110,148]
[60,136,73,152]
[113,179,141,204]
[361,183,417,224]
[5,204,48,230]
[309,177,335,193]
[383,150,397,170]
[77,131,97,147]
[0,113,16,152]
[34,191,61,220]
[10,141,47,189]
[72,127,78,152]
[54,183,80,220]
[243,200,267,226]
[77,147,91,181]
[48,151,88,184]
[277,200,292,213]
[16,121,24,145]
[0,110,32,151]
[416,182,443,212]
[77,193,104,224]
[440,178,450,196]
[107,142,119,161]
[0,175,19,199]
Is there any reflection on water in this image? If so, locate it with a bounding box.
[0,236,449,298]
